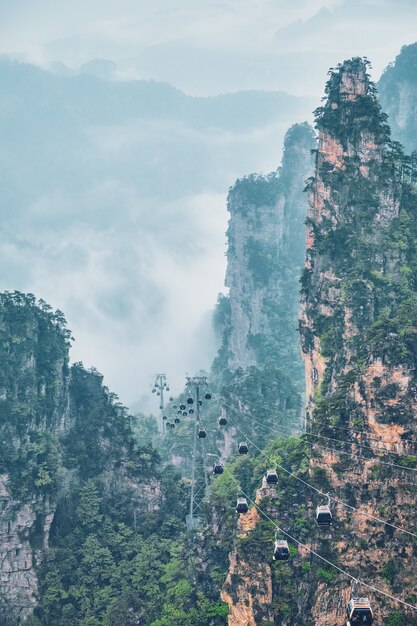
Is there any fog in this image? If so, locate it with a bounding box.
[0,0,415,409]
[1,0,416,95]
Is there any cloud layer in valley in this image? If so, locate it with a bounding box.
[0,0,414,408]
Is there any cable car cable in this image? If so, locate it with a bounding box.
[223,392,417,448]
[203,427,417,613]
[223,412,417,540]
[223,400,404,458]
[221,400,417,472]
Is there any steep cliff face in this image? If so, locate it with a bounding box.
[214,122,315,390]
[378,43,417,153]
[300,57,417,624]
[0,293,70,624]
[221,58,417,626]
[0,293,163,625]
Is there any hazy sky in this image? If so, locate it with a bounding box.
[1,0,416,94]
[0,0,416,410]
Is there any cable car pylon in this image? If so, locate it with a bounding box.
[185,372,212,531]
[152,373,170,434]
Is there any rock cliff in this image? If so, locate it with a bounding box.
[214,122,315,392]
[378,43,417,153]
[221,58,417,626]
[299,56,417,625]
[0,292,162,624]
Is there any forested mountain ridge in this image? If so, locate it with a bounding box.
[0,292,225,626]
[221,58,417,626]
[3,44,417,626]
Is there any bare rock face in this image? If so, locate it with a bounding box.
[0,294,162,624]
[378,43,417,153]
[0,294,70,624]
[300,58,417,624]
[221,482,276,626]
[0,475,54,624]
[214,122,315,390]
[222,57,417,626]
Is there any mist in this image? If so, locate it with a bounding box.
[0,0,415,408]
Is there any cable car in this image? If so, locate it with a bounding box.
[205,392,212,400]
[198,428,207,438]
[166,421,171,427]
[169,396,174,402]
[219,416,227,426]
[157,391,161,396]
[177,410,182,414]
[180,404,186,411]
[174,417,180,424]
[273,540,290,561]
[189,409,194,414]
[238,442,248,454]
[162,415,168,420]
[199,400,203,406]
[166,386,170,392]
[266,469,278,484]
[346,597,373,625]
[182,411,187,416]
[173,404,177,409]
[187,397,194,404]
[159,405,163,410]
[152,388,156,393]
[170,423,175,429]
[316,504,332,526]
[213,463,224,475]
[236,497,249,514]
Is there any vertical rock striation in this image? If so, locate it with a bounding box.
[378,43,417,153]
[214,123,315,392]
[0,293,162,624]
[300,57,417,624]
[221,56,417,626]
[0,293,70,624]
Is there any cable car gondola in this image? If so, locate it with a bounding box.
[213,463,224,475]
[273,539,290,561]
[182,411,188,416]
[205,392,212,400]
[238,442,248,455]
[187,397,194,404]
[219,416,227,426]
[198,428,207,439]
[180,404,186,411]
[236,497,249,514]
[174,417,180,424]
[162,415,168,421]
[316,504,332,527]
[266,469,278,484]
[346,597,373,625]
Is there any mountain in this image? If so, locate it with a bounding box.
[378,42,417,152]
[0,57,315,406]
[213,122,315,393]
[221,58,417,626]
[0,292,226,626]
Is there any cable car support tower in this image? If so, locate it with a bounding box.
[186,373,210,531]
[152,373,170,434]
